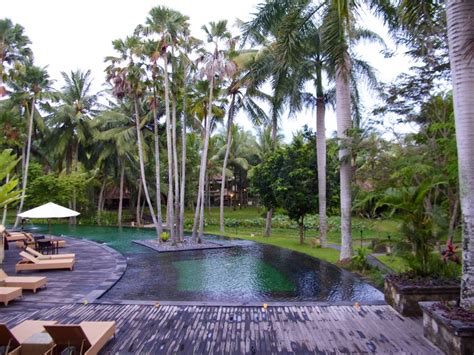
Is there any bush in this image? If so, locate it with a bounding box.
[351,247,371,272]
[160,232,170,242]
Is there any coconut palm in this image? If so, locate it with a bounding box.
[0,18,32,97]
[47,69,99,222]
[218,53,268,233]
[12,63,52,227]
[105,35,161,238]
[92,104,137,226]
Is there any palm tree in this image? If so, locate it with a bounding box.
[142,6,190,244]
[218,53,267,233]
[105,35,161,238]
[0,18,32,97]
[13,63,51,227]
[444,0,474,309]
[92,105,137,226]
[192,20,237,242]
[388,0,474,309]
[48,69,98,222]
[142,38,165,237]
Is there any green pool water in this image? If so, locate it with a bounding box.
[29,224,157,253]
[174,255,295,293]
[24,224,384,302]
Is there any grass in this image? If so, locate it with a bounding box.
[375,255,410,273]
[202,225,341,264]
[186,206,402,245]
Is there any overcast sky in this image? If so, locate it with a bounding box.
[3,0,412,140]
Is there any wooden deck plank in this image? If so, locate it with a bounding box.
[0,236,442,354]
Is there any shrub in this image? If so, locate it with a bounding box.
[160,232,170,242]
[351,247,371,272]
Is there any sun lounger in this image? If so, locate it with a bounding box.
[0,287,22,306]
[0,320,57,354]
[44,321,116,355]
[24,246,75,260]
[0,269,47,293]
[4,230,33,243]
[16,252,74,273]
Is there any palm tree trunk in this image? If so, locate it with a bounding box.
[263,115,279,237]
[163,54,176,243]
[336,61,353,261]
[1,173,9,225]
[446,0,474,309]
[136,178,142,226]
[179,92,187,241]
[97,178,106,225]
[14,97,35,228]
[152,103,163,239]
[196,77,214,242]
[172,98,181,242]
[134,98,160,236]
[191,188,202,241]
[118,162,125,227]
[316,96,328,247]
[220,93,236,233]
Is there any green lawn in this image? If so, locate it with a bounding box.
[202,225,341,264]
[185,207,402,266]
[375,255,410,273]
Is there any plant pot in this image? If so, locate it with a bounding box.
[420,302,474,355]
[384,276,460,316]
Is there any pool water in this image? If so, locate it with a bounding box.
[28,224,384,303]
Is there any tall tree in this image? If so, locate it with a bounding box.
[106,36,161,238]
[218,53,267,233]
[0,18,32,97]
[142,6,190,244]
[48,69,98,223]
[13,63,51,227]
[192,20,236,242]
[444,0,474,309]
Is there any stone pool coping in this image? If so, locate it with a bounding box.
[94,298,387,307]
[133,239,233,253]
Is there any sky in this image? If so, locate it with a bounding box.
[3,0,413,141]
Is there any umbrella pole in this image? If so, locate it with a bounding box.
[48,218,51,235]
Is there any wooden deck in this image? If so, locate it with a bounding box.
[1,236,126,309]
[0,303,441,354]
[0,236,441,353]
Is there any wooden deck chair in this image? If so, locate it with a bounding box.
[44,321,116,355]
[0,287,22,306]
[24,246,75,260]
[16,252,74,273]
[4,230,33,243]
[0,269,47,293]
[0,320,57,354]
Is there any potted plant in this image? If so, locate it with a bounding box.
[379,186,461,316]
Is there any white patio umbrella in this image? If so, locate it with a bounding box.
[18,202,80,233]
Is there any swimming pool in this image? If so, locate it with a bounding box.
[28,224,384,303]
